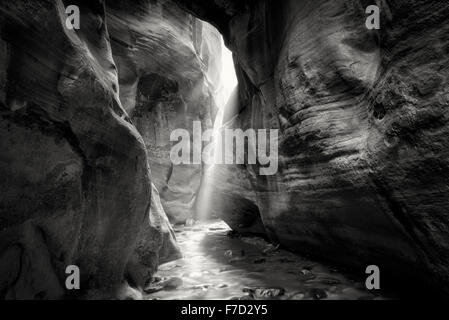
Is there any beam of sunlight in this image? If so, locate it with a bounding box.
[196,33,238,222]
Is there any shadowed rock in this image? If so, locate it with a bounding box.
[1,0,449,299]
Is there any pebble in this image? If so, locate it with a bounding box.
[310,288,328,300]
[328,286,341,294]
[224,250,233,258]
[298,269,316,281]
[147,220,390,300]
[144,284,164,294]
[191,284,212,291]
[289,292,305,300]
[262,244,280,255]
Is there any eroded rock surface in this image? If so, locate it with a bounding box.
[107,0,222,224]
[0,0,178,299]
[174,0,449,294]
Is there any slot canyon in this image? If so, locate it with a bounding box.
[1,0,449,300]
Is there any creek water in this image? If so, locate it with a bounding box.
[145,220,387,300]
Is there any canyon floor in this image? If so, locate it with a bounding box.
[144,220,390,300]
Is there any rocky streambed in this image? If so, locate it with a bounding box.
[145,220,390,300]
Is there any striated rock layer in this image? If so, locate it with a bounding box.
[174,0,449,294]
[1,0,449,299]
[107,0,222,224]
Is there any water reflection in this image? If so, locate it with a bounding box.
[145,220,387,300]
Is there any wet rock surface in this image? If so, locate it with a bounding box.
[146,220,387,300]
[0,0,179,299]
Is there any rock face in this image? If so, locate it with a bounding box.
[125,183,181,290]
[174,0,449,293]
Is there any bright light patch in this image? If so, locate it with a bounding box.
[196,32,238,221]
[218,39,238,108]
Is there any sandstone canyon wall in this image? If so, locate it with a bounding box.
[175,0,449,293]
[0,0,181,299]
[0,0,449,299]
[107,0,223,224]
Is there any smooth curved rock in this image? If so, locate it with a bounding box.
[174,0,449,293]
[1,0,449,299]
[107,0,222,224]
[0,0,176,299]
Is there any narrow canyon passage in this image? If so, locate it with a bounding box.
[1,0,449,300]
[145,220,387,300]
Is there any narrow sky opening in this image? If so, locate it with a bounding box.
[196,26,238,222]
[217,37,238,110]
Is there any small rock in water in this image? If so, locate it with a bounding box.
[262,244,280,255]
[144,284,164,294]
[298,269,316,281]
[243,287,285,299]
[310,288,327,300]
[217,284,228,288]
[224,250,233,258]
[191,284,212,291]
[151,276,165,283]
